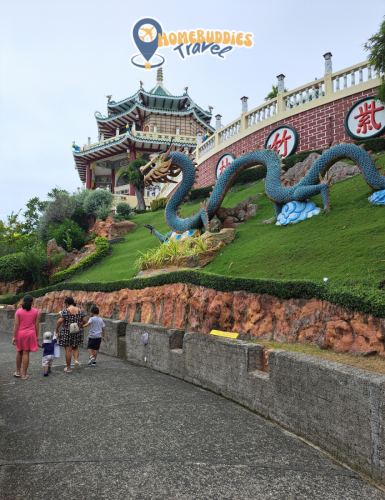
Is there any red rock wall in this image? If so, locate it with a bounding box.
[196,87,384,188]
[20,284,385,357]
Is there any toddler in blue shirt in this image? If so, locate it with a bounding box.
[38,331,58,377]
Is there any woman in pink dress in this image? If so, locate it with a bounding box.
[12,295,39,379]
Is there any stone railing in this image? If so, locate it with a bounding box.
[196,57,381,162]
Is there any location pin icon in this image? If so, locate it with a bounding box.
[132,18,163,63]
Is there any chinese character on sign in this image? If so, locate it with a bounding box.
[354,100,384,134]
[271,129,292,157]
[219,157,230,175]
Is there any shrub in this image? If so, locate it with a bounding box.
[45,194,76,224]
[112,214,125,222]
[71,206,88,231]
[2,270,385,319]
[234,165,267,185]
[354,137,385,153]
[37,212,51,241]
[50,237,109,284]
[150,197,169,211]
[95,204,111,221]
[0,253,27,283]
[21,247,50,287]
[189,185,214,201]
[116,202,131,217]
[83,190,114,216]
[73,189,90,207]
[46,219,85,251]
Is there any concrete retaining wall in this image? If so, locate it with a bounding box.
[125,323,385,486]
[1,308,384,485]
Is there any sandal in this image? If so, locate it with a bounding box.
[64,367,72,373]
[13,373,20,378]
[21,375,28,380]
[74,360,82,370]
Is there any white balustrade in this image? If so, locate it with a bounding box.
[332,62,376,93]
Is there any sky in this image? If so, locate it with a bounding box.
[0,0,383,222]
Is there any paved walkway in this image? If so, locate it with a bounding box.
[0,331,383,500]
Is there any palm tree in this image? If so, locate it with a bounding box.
[264,85,288,101]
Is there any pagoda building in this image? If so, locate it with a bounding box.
[73,69,214,206]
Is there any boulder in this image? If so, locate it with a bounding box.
[46,239,66,257]
[201,228,236,248]
[94,216,137,239]
[216,194,260,229]
[282,153,360,187]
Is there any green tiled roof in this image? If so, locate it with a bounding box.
[149,86,170,96]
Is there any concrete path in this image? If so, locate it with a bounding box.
[0,331,383,500]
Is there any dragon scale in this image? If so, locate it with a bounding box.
[144,145,385,233]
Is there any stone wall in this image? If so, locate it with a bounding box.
[1,308,384,484]
[7,284,384,357]
[195,87,383,188]
[125,323,385,485]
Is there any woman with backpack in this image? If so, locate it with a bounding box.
[55,297,87,372]
[12,294,39,379]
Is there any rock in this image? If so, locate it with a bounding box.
[209,219,220,232]
[27,285,385,357]
[46,239,66,257]
[216,194,260,229]
[182,242,225,268]
[94,217,137,239]
[129,212,137,217]
[201,228,236,248]
[282,153,360,187]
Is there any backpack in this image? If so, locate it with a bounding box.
[67,309,81,335]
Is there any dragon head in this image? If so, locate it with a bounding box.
[140,143,182,186]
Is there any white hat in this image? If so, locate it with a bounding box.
[43,331,54,344]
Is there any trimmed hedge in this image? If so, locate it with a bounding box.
[354,137,385,153]
[1,270,384,318]
[189,185,214,201]
[50,237,110,285]
[151,197,169,212]
[234,165,267,185]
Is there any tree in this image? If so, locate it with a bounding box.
[264,85,288,101]
[22,197,47,234]
[364,17,385,103]
[83,190,114,218]
[45,194,76,224]
[118,158,148,210]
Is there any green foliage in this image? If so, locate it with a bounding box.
[50,237,110,284]
[70,206,88,231]
[86,232,98,243]
[282,149,323,170]
[189,185,214,201]
[83,190,114,216]
[95,204,111,221]
[134,237,207,270]
[23,197,47,234]
[150,197,169,211]
[354,137,385,153]
[364,17,385,103]
[46,219,85,251]
[37,212,51,242]
[234,165,267,184]
[0,253,27,283]
[21,247,50,287]
[2,270,385,319]
[132,209,148,214]
[264,84,288,101]
[50,250,65,269]
[45,194,76,224]
[73,189,90,207]
[118,159,147,187]
[116,202,132,217]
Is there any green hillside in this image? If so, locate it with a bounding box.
[72,157,385,289]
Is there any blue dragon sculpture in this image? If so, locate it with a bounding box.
[141,143,385,235]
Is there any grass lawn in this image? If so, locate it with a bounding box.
[72,155,385,287]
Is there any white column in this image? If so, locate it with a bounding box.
[351,70,355,86]
[368,66,372,79]
[116,127,119,136]
[359,67,363,84]
[240,96,248,113]
[277,74,285,93]
[323,52,332,73]
[335,76,340,91]
[215,114,222,130]
[343,73,347,89]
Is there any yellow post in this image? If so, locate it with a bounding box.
[324,72,333,95]
[276,93,285,114]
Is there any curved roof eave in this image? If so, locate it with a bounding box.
[96,102,214,133]
[107,88,212,118]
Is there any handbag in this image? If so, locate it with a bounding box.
[69,322,80,334]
